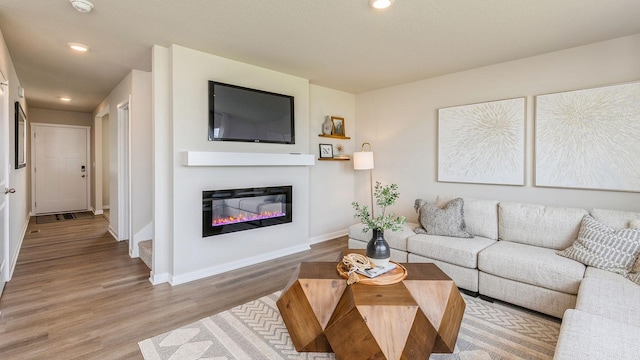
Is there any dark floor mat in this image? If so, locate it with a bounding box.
[36,212,94,224]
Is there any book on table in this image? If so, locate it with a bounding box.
[356,262,397,278]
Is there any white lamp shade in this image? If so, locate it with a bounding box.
[353,151,374,170]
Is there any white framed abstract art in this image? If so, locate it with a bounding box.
[438,97,525,185]
[535,82,640,192]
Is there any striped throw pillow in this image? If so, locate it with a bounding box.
[557,215,640,275]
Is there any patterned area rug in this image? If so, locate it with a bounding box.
[139,292,560,360]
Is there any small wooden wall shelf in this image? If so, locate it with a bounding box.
[318,134,351,140]
[318,158,350,161]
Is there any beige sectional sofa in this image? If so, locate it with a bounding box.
[348,197,640,359]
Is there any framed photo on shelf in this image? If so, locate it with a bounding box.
[331,116,345,137]
[319,143,333,158]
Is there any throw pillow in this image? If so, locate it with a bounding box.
[631,219,640,229]
[557,215,640,275]
[414,198,473,238]
[625,271,640,285]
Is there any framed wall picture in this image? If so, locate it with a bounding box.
[15,101,27,169]
[535,82,640,192]
[438,97,526,185]
[319,143,333,158]
[331,116,345,137]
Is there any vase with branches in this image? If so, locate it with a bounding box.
[352,182,406,266]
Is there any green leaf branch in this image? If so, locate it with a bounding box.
[352,182,406,233]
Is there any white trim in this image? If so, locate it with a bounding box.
[108,226,118,241]
[149,271,169,285]
[169,243,310,286]
[308,229,348,244]
[93,110,107,217]
[117,98,132,252]
[133,222,153,243]
[183,151,315,166]
[30,123,91,214]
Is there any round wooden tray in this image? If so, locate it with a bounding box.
[337,261,408,285]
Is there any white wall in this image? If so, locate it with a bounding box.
[0,27,28,282]
[151,45,172,282]
[93,70,152,241]
[355,34,640,222]
[28,108,92,127]
[131,70,153,243]
[153,44,313,284]
[308,85,356,242]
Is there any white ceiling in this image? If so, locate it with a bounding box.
[0,0,639,112]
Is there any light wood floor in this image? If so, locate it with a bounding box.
[0,215,348,359]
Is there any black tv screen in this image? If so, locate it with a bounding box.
[208,81,295,144]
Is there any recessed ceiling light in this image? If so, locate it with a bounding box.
[68,43,89,52]
[59,97,72,102]
[370,0,394,9]
[70,0,94,13]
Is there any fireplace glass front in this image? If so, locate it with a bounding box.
[202,186,292,237]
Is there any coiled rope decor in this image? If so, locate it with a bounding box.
[342,253,373,285]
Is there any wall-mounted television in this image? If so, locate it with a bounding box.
[208,81,295,144]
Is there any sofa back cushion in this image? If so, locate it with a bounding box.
[499,202,587,249]
[589,208,640,229]
[437,196,499,240]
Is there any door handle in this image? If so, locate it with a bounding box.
[81,175,86,178]
[4,188,16,194]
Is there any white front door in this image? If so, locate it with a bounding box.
[0,83,9,293]
[33,124,90,214]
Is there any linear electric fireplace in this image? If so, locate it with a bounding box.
[202,186,292,237]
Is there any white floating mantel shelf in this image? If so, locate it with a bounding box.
[183,151,315,167]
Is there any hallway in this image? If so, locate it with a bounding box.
[0,215,346,359]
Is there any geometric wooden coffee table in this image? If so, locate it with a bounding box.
[276,258,465,360]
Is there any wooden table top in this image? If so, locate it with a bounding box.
[277,253,466,359]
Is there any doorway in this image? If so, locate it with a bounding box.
[31,124,90,215]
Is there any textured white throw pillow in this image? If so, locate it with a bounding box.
[557,215,640,275]
[414,198,473,238]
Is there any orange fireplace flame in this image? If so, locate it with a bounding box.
[212,211,286,226]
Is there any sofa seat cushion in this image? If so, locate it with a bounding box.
[499,202,587,249]
[348,222,417,252]
[407,233,495,268]
[478,241,585,294]
[437,196,499,240]
[554,310,640,360]
[576,277,640,327]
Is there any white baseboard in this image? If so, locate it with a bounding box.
[133,222,153,243]
[149,271,169,285]
[107,226,118,241]
[169,243,311,286]
[308,229,348,244]
[92,207,104,215]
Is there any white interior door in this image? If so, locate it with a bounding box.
[33,124,89,214]
[0,82,9,291]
